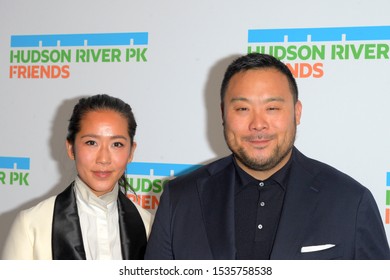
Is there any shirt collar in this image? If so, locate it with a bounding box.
[233,148,294,193]
[74,176,119,210]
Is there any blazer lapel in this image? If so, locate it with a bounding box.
[52,183,86,260]
[117,192,147,260]
[270,154,320,259]
[197,157,236,259]
[52,183,147,260]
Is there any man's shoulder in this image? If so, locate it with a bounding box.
[168,155,233,187]
[293,148,366,193]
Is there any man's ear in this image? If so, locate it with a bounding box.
[66,140,75,160]
[221,102,225,125]
[295,100,302,126]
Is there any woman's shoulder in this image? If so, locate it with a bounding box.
[20,195,57,218]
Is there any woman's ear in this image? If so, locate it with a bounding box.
[66,140,75,160]
[127,142,137,163]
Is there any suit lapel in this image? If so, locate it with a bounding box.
[52,183,86,260]
[270,151,320,259]
[196,151,321,259]
[52,183,147,260]
[197,157,236,259]
[117,192,147,259]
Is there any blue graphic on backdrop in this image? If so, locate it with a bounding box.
[0,157,30,170]
[11,32,148,47]
[0,157,30,186]
[248,26,390,43]
[126,162,202,177]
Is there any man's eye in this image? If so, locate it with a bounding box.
[113,142,124,147]
[86,140,96,145]
[236,107,248,111]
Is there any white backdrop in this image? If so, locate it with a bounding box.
[1,0,390,254]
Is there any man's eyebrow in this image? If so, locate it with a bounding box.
[229,96,286,103]
[264,97,286,102]
[229,97,249,103]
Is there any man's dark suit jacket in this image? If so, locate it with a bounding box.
[145,147,390,259]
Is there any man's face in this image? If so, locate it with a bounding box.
[222,68,302,179]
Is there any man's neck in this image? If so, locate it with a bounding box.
[235,150,293,181]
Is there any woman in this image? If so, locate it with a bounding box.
[2,94,152,259]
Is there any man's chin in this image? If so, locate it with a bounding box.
[235,152,270,170]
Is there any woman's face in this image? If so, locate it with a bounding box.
[66,110,136,196]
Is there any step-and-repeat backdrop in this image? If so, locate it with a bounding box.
[1,0,390,252]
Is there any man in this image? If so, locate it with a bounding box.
[145,53,390,259]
